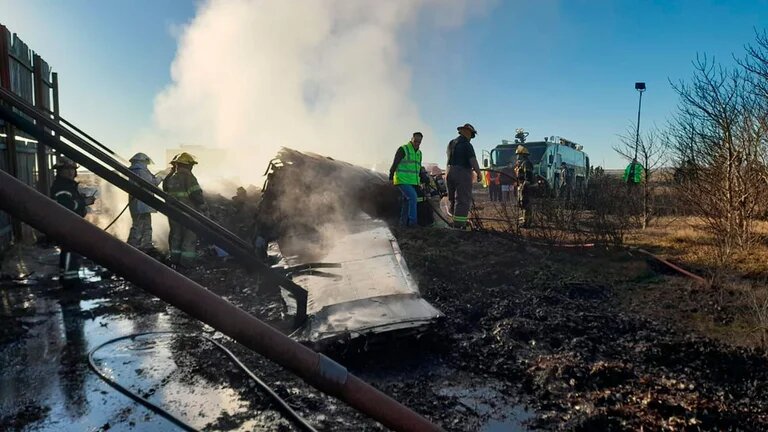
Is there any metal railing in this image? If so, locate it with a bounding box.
[0,86,308,325]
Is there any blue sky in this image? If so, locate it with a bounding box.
[1,0,767,169]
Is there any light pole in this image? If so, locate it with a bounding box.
[633,82,646,163]
[627,82,646,185]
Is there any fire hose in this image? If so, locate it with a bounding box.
[89,332,318,432]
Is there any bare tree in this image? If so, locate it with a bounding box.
[667,53,768,267]
[739,30,768,194]
[614,125,668,228]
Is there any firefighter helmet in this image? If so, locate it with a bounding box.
[516,145,529,155]
[129,152,153,164]
[172,152,198,166]
[53,157,79,169]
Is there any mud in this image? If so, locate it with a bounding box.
[1,224,767,431]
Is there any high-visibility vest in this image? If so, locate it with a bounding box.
[393,142,422,185]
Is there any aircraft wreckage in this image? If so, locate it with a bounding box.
[254,148,444,349]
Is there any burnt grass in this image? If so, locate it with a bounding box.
[394,227,768,431]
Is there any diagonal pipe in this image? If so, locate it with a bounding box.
[0,168,442,432]
[0,91,308,324]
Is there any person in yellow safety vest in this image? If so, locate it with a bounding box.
[623,159,644,185]
[389,132,424,226]
[162,152,206,267]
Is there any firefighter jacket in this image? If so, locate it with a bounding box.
[515,156,534,183]
[129,160,161,214]
[163,167,205,208]
[50,176,88,217]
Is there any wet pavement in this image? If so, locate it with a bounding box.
[1,245,531,431]
[3,230,768,431]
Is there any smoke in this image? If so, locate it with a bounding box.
[134,0,491,187]
[86,177,169,251]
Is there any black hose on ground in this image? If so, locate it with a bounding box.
[88,331,318,432]
[102,202,129,231]
[102,177,166,232]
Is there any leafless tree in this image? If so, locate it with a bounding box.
[739,30,768,192]
[667,53,768,267]
[613,125,668,228]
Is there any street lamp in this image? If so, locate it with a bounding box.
[633,82,646,163]
[626,82,646,185]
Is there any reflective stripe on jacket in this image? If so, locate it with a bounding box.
[393,142,422,185]
[163,168,205,208]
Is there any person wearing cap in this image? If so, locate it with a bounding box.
[127,152,164,252]
[446,123,482,229]
[162,152,205,267]
[50,156,95,289]
[514,145,534,227]
[389,132,425,226]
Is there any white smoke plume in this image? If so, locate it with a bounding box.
[135,0,492,187]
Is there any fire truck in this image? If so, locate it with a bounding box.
[482,128,590,195]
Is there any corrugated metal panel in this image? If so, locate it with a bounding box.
[289,215,442,347]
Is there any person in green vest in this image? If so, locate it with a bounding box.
[623,159,644,185]
[389,132,424,226]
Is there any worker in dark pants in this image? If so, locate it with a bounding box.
[127,152,163,252]
[446,123,482,229]
[50,157,95,289]
[514,145,534,227]
[163,152,206,267]
[558,162,571,200]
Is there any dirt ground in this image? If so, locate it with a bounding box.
[2,190,768,431]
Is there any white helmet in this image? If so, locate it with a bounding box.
[130,152,153,164]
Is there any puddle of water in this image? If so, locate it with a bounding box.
[437,382,534,431]
[92,333,289,430]
[1,286,295,431]
[481,406,534,432]
[1,295,174,430]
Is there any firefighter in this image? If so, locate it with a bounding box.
[514,145,534,227]
[162,152,205,267]
[50,157,95,289]
[389,132,424,226]
[232,186,248,212]
[446,123,482,229]
[558,161,570,200]
[127,152,162,252]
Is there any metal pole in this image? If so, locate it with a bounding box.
[0,97,309,325]
[0,168,442,432]
[633,90,643,163]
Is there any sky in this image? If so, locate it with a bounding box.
[1,0,767,176]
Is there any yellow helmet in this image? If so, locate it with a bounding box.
[516,145,529,155]
[172,152,198,166]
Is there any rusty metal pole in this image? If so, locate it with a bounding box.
[0,169,442,432]
[32,54,50,195]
